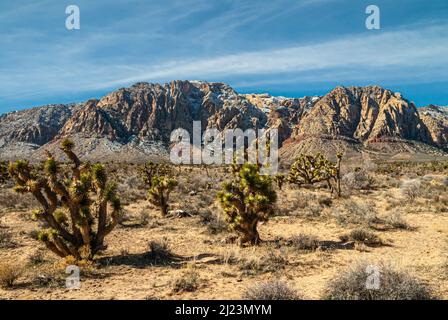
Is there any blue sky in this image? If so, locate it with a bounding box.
[0,0,447,114]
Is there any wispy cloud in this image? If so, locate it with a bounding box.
[93,24,448,88]
[0,0,447,111]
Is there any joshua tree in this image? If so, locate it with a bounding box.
[273,174,286,190]
[0,161,8,185]
[140,161,178,216]
[217,163,277,245]
[147,176,178,216]
[7,139,121,260]
[288,152,342,196]
[139,161,173,185]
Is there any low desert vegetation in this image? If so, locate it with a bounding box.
[147,239,175,265]
[342,168,375,191]
[340,229,383,247]
[0,228,15,249]
[172,268,201,293]
[243,280,300,300]
[325,262,435,300]
[0,161,8,185]
[288,152,342,196]
[291,233,320,252]
[0,261,23,288]
[0,151,446,299]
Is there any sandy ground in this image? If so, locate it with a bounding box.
[0,166,447,300]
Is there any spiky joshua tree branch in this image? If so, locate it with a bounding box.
[8,139,121,260]
[218,163,277,245]
[288,152,342,196]
[141,162,178,217]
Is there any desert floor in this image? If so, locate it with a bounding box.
[0,162,447,300]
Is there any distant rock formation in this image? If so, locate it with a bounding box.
[0,81,446,162]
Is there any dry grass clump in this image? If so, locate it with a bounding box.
[384,212,410,230]
[342,170,375,191]
[0,261,23,288]
[222,247,288,275]
[325,262,435,300]
[172,269,201,293]
[147,239,174,264]
[31,271,65,288]
[243,280,300,300]
[340,229,383,247]
[0,188,37,212]
[400,179,421,201]
[28,250,47,265]
[279,190,314,215]
[0,228,16,248]
[115,172,146,205]
[291,233,320,251]
[333,199,378,227]
[199,209,228,234]
[136,210,150,226]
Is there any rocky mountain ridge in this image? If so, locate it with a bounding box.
[0,81,446,162]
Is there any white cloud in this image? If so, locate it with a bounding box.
[96,24,448,89]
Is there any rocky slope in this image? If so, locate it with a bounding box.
[419,105,448,149]
[0,81,446,162]
[280,86,446,160]
[0,104,82,160]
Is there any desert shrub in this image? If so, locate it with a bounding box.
[28,250,47,265]
[0,262,23,288]
[217,163,277,245]
[0,188,38,212]
[148,239,173,264]
[221,246,243,265]
[288,153,342,196]
[263,249,288,271]
[443,176,448,187]
[361,158,378,172]
[335,200,378,227]
[325,262,434,300]
[200,210,227,234]
[318,196,332,207]
[137,210,150,226]
[418,177,448,202]
[278,190,314,216]
[238,249,288,275]
[291,233,320,251]
[384,212,410,230]
[341,229,382,247]
[0,229,16,248]
[243,280,299,300]
[273,174,286,190]
[7,139,122,260]
[172,269,200,293]
[400,179,421,201]
[238,255,264,274]
[0,161,9,184]
[31,271,65,288]
[342,169,374,190]
[306,204,323,217]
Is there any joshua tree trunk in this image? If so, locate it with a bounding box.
[238,218,261,246]
[336,154,342,197]
[160,200,168,216]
